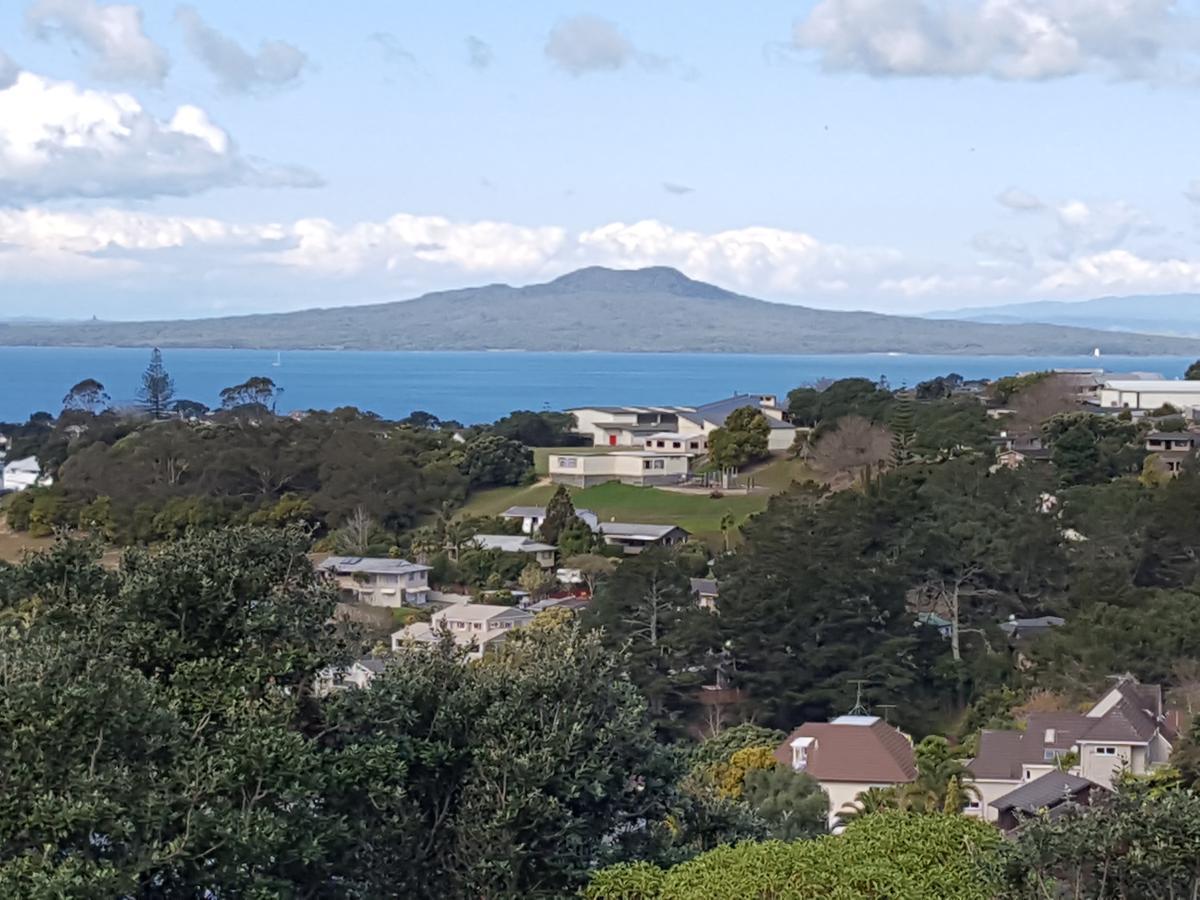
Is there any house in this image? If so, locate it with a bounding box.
[916,611,953,639]
[1,456,46,492]
[642,431,709,453]
[1152,450,1192,476]
[991,431,1044,452]
[549,450,693,487]
[469,534,558,569]
[999,615,1065,643]
[1145,431,1196,452]
[967,677,1175,823]
[502,505,599,535]
[597,521,689,555]
[773,715,918,827]
[1098,379,1200,412]
[391,603,534,661]
[690,577,719,610]
[569,393,797,453]
[316,656,389,694]
[990,771,1100,831]
[318,556,433,607]
[993,447,1053,470]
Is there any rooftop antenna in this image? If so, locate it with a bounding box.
[877,704,898,724]
[847,680,870,716]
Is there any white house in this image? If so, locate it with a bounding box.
[773,715,917,827]
[315,657,388,694]
[1,456,46,492]
[1098,380,1200,412]
[391,603,534,661]
[502,505,599,535]
[549,450,692,487]
[569,393,796,453]
[318,556,433,606]
[642,431,708,453]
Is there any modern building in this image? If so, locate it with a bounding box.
[1098,380,1200,412]
[597,521,690,555]
[318,556,433,606]
[569,393,797,453]
[391,603,534,661]
[773,715,917,827]
[548,450,692,487]
[1,456,46,492]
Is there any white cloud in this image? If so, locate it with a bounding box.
[545,15,658,75]
[0,72,320,201]
[176,6,308,93]
[466,35,493,70]
[1036,249,1200,293]
[1048,199,1151,258]
[997,186,1044,211]
[794,0,1190,81]
[0,51,18,90]
[26,0,169,85]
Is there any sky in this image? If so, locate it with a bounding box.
[5,1,1200,320]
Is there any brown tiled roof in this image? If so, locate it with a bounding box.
[773,718,917,783]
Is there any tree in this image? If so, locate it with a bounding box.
[563,553,618,596]
[61,378,110,414]
[707,407,770,469]
[136,347,175,419]
[170,398,209,419]
[741,767,828,840]
[807,415,893,487]
[459,433,533,487]
[402,410,442,429]
[558,514,598,555]
[333,505,383,555]
[219,375,281,412]
[539,484,577,545]
[900,736,980,813]
[518,561,555,598]
[1009,374,1077,430]
[1187,359,1200,380]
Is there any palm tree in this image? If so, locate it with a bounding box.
[901,736,982,813]
[838,786,900,824]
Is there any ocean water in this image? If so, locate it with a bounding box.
[0,347,1191,425]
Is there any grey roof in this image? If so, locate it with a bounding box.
[570,395,793,431]
[320,556,431,576]
[690,577,718,596]
[969,730,1027,780]
[1080,697,1157,744]
[599,522,690,540]
[991,771,1098,814]
[1146,431,1195,441]
[501,505,596,519]
[471,535,557,553]
[354,656,389,674]
[999,616,1065,638]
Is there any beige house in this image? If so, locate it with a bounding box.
[319,556,433,606]
[967,677,1175,823]
[469,534,558,569]
[549,450,692,487]
[391,603,534,661]
[642,431,708,453]
[569,393,796,452]
[773,715,917,827]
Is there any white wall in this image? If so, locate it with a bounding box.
[1098,387,1200,410]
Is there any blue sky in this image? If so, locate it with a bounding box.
[4,0,1200,319]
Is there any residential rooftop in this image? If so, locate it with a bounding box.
[319,556,431,576]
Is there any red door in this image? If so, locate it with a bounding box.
[609,435,617,446]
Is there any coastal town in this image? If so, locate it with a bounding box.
[5,355,1200,887]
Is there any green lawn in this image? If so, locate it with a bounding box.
[745,454,814,492]
[459,480,771,545]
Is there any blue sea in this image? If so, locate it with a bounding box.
[0,347,1192,425]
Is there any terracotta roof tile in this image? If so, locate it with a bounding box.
[773,718,917,783]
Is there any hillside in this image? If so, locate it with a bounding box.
[931,293,1200,337]
[4,267,1200,355]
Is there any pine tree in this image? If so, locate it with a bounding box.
[539,485,576,545]
[137,348,175,419]
[889,395,916,466]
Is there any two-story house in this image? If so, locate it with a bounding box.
[391,603,534,661]
[319,556,433,607]
[773,715,917,827]
[967,677,1176,824]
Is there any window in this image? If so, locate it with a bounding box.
[1095,746,1118,756]
[1043,749,1066,761]
[672,441,681,449]
[557,456,578,468]
[644,460,653,470]
[652,459,665,469]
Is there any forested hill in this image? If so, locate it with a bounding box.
[6,266,1200,355]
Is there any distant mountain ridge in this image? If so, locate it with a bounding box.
[4,266,1200,355]
[930,293,1200,337]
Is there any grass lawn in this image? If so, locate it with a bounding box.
[459,479,770,545]
[746,454,814,492]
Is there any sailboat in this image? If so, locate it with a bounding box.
[272,351,282,367]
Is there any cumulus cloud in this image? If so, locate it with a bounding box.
[1048,199,1152,259]
[1036,249,1200,293]
[545,15,661,75]
[0,72,320,201]
[176,6,308,93]
[997,186,1044,211]
[794,0,1192,81]
[0,51,18,90]
[26,0,169,85]
[466,35,493,69]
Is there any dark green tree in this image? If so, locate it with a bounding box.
[459,433,533,487]
[540,484,577,544]
[61,378,110,414]
[708,407,770,469]
[219,375,281,412]
[136,347,175,419]
[741,767,828,840]
[1186,359,1200,380]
